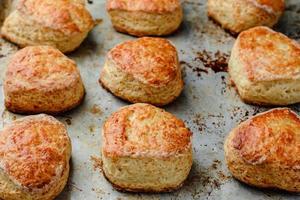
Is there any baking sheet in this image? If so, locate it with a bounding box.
[0,0,300,199]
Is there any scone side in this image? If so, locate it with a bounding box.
[102,149,192,193]
[4,81,85,115]
[108,8,183,36]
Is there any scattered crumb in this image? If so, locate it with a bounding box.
[90,104,103,116]
[91,156,103,173]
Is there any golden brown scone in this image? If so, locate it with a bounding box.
[4,46,85,115]
[1,0,94,53]
[207,0,285,34]
[102,103,193,192]
[106,0,183,36]
[229,26,300,106]
[224,108,300,192]
[99,37,183,106]
[0,114,71,200]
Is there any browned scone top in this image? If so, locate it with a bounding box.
[108,37,179,86]
[225,108,300,192]
[107,0,181,13]
[4,46,85,114]
[0,114,71,199]
[102,103,192,158]
[1,0,94,53]
[249,0,285,13]
[100,37,183,106]
[237,26,300,82]
[17,0,93,35]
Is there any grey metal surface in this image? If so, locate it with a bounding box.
[0,0,300,199]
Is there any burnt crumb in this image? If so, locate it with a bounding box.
[94,18,103,25]
[180,60,208,77]
[193,114,207,132]
[90,156,103,173]
[90,104,103,116]
[183,0,203,6]
[195,50,230,73]
[87,0,93,4]
[65,118,72,125]
[67,181,83,192]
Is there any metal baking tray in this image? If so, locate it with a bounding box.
[0,0,299,199]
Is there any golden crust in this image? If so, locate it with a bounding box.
[4,46,85,114]
[106,0,181,14]
[0,114,71,197]
[102,103,192,158]
[1,0,94,53]
[107,37,179,86]
[207,0,285,33]
[100,37,183,106]
[17,0,93,35]
[237,26,300,82]
[225,108,300,192]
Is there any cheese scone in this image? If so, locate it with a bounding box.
[102,103,192,192]
[229,26,300,106]
[207,0,285,34]
[107,0,183,36]
[225,108,300,192]
[4,46,85,114]
[0,114,71,200]
[100,37,183,106]
[1,0,94,53]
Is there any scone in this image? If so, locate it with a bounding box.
[106,0,183,36]
[207,0,285,33]
[102,103,192,192]
[1,0,94,53]
[229,26,300,106]
[0,114,71,200]
[99,37,183,106]
[4,46,85,114]
[224,108,300,192]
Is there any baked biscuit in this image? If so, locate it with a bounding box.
[106,0,183,36]
[1,0,94,53]
[224,108,300,192]
[207,0,285,33]
[229,26,300,106]
[100,37,183,106]
[0,114,71,200]
[102,103,192,192]
[4,46,85,114]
